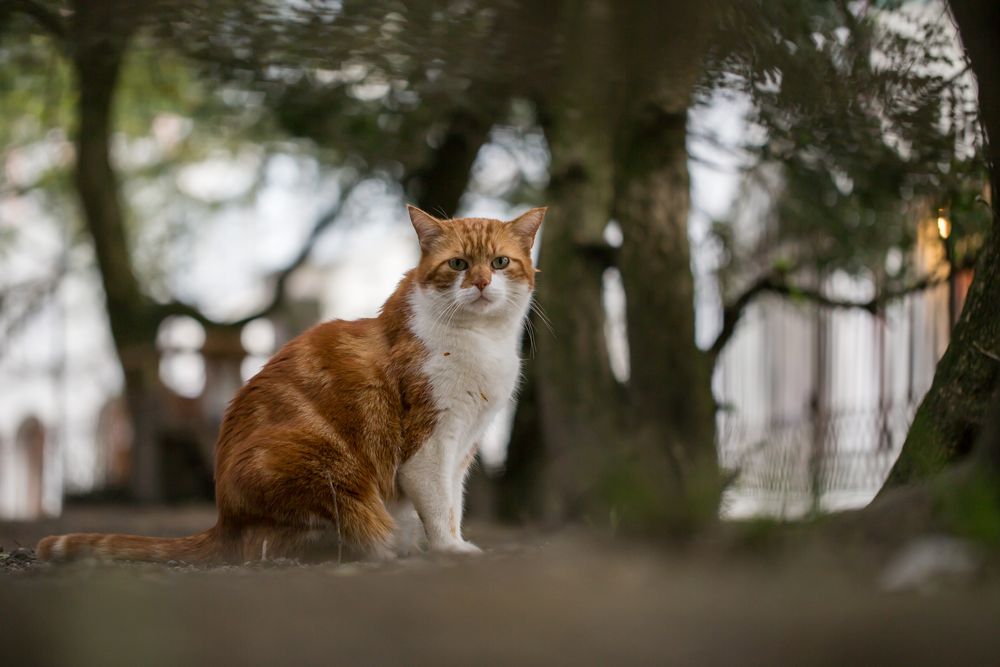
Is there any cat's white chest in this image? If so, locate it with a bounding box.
[420,328,520,439]
[407,285,528,448]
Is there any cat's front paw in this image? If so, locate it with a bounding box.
[432,540,483,555]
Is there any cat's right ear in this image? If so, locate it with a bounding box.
[407,205,444,253]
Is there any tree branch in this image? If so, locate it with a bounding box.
[0,270,68,341]
[708,261,970,362]
[407,106,495,218]
[157,179,359,330]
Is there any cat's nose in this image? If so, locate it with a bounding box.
[473,276,490,291]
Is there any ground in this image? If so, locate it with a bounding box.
[2,505,1000,665]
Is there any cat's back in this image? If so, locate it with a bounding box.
[255,316,389,390]
[216,317,396,451]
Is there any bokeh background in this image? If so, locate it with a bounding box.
[0,0,993,531]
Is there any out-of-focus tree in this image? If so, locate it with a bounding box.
[493,0,726,533]
[852,0,1000,544]
[694,0,998,515]
[164,0,529,218]
[704,0,988,359]
[1,1,242,500]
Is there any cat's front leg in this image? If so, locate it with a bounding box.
[449,443,479,550]
[398,438,479,554]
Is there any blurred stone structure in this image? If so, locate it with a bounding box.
[0,416,46,519]
[95,397,132,489]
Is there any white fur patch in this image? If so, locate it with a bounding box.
[398,273,531,552]
[52,535,69,559]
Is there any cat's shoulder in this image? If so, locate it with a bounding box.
[271,317,389,365]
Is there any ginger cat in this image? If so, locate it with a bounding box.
[38,205,546,563]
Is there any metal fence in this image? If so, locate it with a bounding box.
[716,276,953,517]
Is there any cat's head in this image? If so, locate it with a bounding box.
[408,206,545,321]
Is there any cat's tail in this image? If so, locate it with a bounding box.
[36,526,221,564]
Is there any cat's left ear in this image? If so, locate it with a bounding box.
[407,205,444,253]
[507,207,546,251]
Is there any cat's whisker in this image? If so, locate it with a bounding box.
[429,298,461,333]
[529,299,556,337]
[429,303,449,331]
[443,300,464,330]
[523,315,537,358]
[532,309,554,336]
[491,293,537,357]
[444,300,464,329]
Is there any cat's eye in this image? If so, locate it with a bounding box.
[491,256,510,270]
[448,258,468,271]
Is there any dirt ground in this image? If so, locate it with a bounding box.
[2,505,999,666]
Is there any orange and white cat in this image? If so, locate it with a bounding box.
[37,205,545,563]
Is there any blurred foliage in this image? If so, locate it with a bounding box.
[0,12,320,298]
[0,32,72,149]
[153,0,522,182]
[1,1,548,292]
[702,0,990,290]
[1,0,990,313]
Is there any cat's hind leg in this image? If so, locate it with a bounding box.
[218,427,400,562]
[314,480,396,560]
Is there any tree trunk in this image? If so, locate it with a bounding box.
[614,106,721,529]
[500,0,725,529]
[885,230,1000,484]
[532,109,621,521]
[885,0,1000,487]
[977,391,1000,476]
[410,108,494,218]
[71,3,158,501]
[70,0,192,502]
[506,0,623,523]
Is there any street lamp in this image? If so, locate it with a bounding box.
[937,211,956,324]
[937,214,952,239]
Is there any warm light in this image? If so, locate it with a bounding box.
[937,215,951,240]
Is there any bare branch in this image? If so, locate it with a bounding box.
[0,271,67,341]
[157,179,360,330]
[923,62,974,99]
[708,262,970,362]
